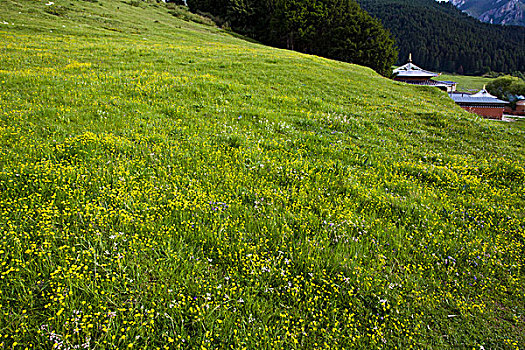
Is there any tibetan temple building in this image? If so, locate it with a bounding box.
[448,88,508,120]
[393,55,511,120]
[393,54,457,92]
[504,98,525,117]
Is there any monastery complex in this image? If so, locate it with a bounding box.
[393,55,509,120]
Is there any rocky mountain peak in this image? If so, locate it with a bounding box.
[446,0,525,26]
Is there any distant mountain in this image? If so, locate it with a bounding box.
[357,0,525,74]
[449,0,525,26]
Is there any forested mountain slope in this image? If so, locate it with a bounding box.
[358,0,525,74]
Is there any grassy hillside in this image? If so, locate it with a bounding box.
[1,0,524,349]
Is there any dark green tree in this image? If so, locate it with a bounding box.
[186,0,398,76]
[487,76,525,101]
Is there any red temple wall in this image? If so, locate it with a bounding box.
[394,77,430,82]
[504,105,525,116]
[461,106,503,120]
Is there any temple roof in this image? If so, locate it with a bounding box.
[393,62,440,78]
[471,88,500,99]
[449,89,508,105]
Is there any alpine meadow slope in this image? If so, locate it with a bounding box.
[0,0,524,349]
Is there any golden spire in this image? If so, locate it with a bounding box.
[408,53,412,63]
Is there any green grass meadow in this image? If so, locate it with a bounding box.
[434,73,495,92]
[0,0,524,349]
